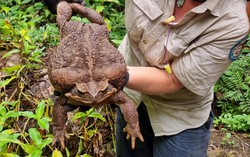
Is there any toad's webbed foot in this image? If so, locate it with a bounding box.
[52,124,69,150]
[123,123,144,149]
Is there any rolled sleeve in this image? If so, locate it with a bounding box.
[172,45,232,96]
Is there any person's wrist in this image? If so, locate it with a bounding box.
[121,71,130,90]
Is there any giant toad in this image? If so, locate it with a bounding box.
[48,1,143,149]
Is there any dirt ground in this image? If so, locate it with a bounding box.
[208,128,250,157]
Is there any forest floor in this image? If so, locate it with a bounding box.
[208,128,250,157]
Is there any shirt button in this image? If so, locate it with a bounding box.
[143,40,147,44]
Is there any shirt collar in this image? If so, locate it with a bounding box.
[192,0,226,16]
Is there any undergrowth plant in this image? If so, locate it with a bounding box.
[84,0,126,46]
[0,100,52,156]
[221,131,235,146]
[214,37,250,132]
[0,0,57,156]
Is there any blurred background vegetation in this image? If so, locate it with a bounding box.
[0,0,249,156]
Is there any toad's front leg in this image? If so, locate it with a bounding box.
[52,95,71,150]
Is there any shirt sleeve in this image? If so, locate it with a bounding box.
[172,34,248,96]
[170,1,249,96]
[172,44,231,96]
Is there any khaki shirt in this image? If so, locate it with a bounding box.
[119,0,249,136]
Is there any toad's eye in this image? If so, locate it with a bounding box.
[99,79,109,91]
[76,83,87,93]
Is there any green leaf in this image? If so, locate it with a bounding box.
[104,18,111,31]
[26,149,42,157]
[0,125,3,132]
[1,153,19,157]
[2,49,20,58]
[44,9,50,17]
[21,0,32,4]
[105,0,121,4]
[52,149,63,157]
[87,129,96,138]
[111,39,122,45]
[21,144,38,155]
[23,34,33,44]
[1,65,22,75]
[35,100,45,119]
[0,129,17,135]
[86,108,94,115]
[28,57,43,63]
[14,0,21,5]
[0,76,17,87]
[0,100,19,107]
[96,6,104,13]
[76,139,83,156]
[37,137,53,149]
[225,133,231,139]
[65,147,70,157]
[6,111,20,118]
[11,5,20,12]
[241,84,249,90]
[0,117,6,125]
[82,154,92,157]
[25,6,35,14]
[88,113,105,122]
[1,6,10,13]
[34,2,44,10]
[20,111,35,119]
[22,40,36,54]
[72,112,87,121]
[28,128,42,146]
[0,106,7,116]
[0,134,22,145]
[38,117,51,131]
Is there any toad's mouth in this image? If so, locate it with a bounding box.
[65,87,117,105]
[64,80,118,105]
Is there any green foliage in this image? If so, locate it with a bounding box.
[214,113,250,132]
[0,0,59,78]
[52,149,63,157]
[72,107,105,122]
[0,100,53,156]
[221,132,235,146]
[85,0,126,46]
[0,2,56,155]
[214,37,250,131]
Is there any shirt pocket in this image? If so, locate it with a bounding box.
[126,0,163,31]
[138,26,169,67]
[133,0,163,20]
[127,0,171,67]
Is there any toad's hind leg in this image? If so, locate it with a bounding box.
[56,2,73,28]
[69,3,104,25]
[52,95,68,150]
[113,91,144,149]
[52,95,77,150]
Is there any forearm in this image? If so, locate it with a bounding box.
[126,66,183,95]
